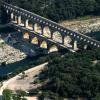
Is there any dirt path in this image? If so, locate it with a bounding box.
[0,62,48,100]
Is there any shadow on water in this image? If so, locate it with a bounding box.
[0,55,44,77]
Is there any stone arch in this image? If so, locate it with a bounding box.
[23,32,29,39]
[43,26,51,38]
[64,35,72,46]
[52,31,62,43]
[31,37,38,45]
[21,18,25,26]
[40,41,48,49]
[49,45,58,53]
[34,23,42,34]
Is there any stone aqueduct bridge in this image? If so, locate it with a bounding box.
[2,2,100,53]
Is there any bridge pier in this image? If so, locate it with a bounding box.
[6,10,8,14]
[25,19,29,28]
[74,40,78,51]
[11,13,14,21]
[84,44,88,50]
[18,15,22,25]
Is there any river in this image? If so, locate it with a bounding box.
[0,31,100,77]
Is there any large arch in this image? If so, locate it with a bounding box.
[43,26,51,38]
[52,31,62,43]
[31,37,38,45]
[23,32,29,39]
[64,35,72,46]
[34,23,42,34]
[40,41,48,49]
[49,45,58,53]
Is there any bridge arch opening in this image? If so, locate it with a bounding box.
[52,31,62,43]
[20,18,25,26]
[40,41,48,49]
[23,32,29,39]
[49,45,58,53]
[64,35,72,46]
[31,37,38,45]
[34,23,42,34]
[28,20,33,30]
[43,26,51,38]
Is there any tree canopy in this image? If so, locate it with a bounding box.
[3,0,100,22]
[37,49,100,99]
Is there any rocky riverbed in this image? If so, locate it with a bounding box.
[0,32,37,65]
[0,39,27,65]
[60,17,100,34]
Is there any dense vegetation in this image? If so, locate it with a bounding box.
[36,49,100,99]
[3,0,100,22]
[3,89,27,100]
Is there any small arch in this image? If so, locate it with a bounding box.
[29,23,33,28]
[49,45,58,53]
[34,23,42,34]
[64,35,72,46]
[23,32,29,39]
[40,41,48,49]
[43,26,51,38]
[28,20,33,30]
[31,37,38,45]
[52,31,62,43]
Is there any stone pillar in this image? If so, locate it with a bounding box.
[74,40,78,51]
[25,19,29,28]
[84,45,88,50]
[11,13,14,21]
[6,10,8,14]
[18,15,21,25]
[15,15,17,21]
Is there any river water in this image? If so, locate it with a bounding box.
[0,31,100,77]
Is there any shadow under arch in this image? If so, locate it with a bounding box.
[31,37,38,45]
[43,26,51,38]
[34,23,42,34]
[23,32,30,39]
[28,20,33,30]
[49,45,58,53]
[40,41,48,49]
[52,31,63,43]
[64,35,72,46]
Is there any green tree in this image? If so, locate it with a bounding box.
[3,89,12,100]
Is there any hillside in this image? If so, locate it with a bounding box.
[3,0,100,22]
[36,48,100,99]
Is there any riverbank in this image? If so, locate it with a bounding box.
[60,16,100,34]
[0,63,48,100]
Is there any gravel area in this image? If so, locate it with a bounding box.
[60,17,100,33]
